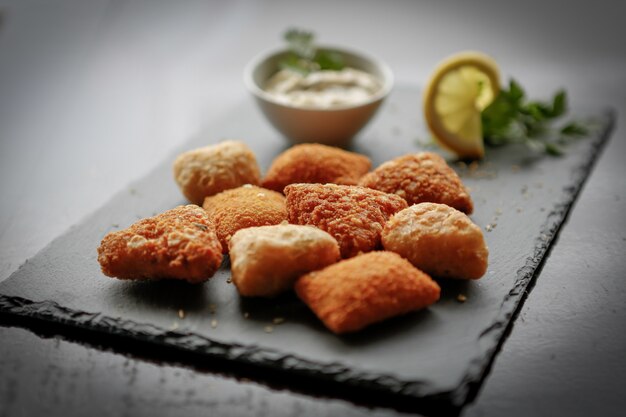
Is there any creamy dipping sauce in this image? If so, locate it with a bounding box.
[264,68,382,108]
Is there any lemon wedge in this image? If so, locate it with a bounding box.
[423,51,501,159]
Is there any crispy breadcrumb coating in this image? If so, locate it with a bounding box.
[203,185,287,252]
[173,140,261,205]
[284,183,407,258]
[262,143,371,193]
[359,152,473,214]
[382,202,488,280]
[295,251,441,334]
[229,224,340,297]
[97,205,223,283]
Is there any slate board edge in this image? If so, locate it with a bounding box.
[451,108,616,406]
[0,110,615,413]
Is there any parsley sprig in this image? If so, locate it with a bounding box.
[481,80,588,155]
[279,28,345,75]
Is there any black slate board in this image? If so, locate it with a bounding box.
[0,86,614,414]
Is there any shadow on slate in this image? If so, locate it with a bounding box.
[0,86,615,416]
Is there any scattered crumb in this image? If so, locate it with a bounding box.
[211,319,218,329]
[209,304,216,314]
[495,208,503,216]
[178,309,185,319]
[264,325,274,333]
[226,277,232,284]
[272,317,285,325]
[485,223,496,232]
[457,294,467,303]
[455,160,498,179]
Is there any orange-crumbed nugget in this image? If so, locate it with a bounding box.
[228,224,340,297]
[203,185,287,252]
[382,203,488,280]
[97,205,223,283]
[173,140,261,205]
[262,143,371,192]
[295,251,441,334]
[359,152,473,214]
[284,184,407,258]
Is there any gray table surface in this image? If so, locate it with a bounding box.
[1,1,625,416]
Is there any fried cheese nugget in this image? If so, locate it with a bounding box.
[284,183,407,258]
[173,140,261,205]
[228,224,340,297]
[295,251,441,334]
[262,143,371,192]
[97,205,223,283]
[359,152,473,214]
[203,185,287,252]
[382,203,488,280]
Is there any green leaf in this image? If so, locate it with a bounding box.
[544,142,564,156]
[279,28,345,75]
[315,50,344,71]
[278,53,310,74]
[284,28,315,59]
[560,121,587,136]
[480,79,588,156]
[508,79,525,102]
[551,90,567,117]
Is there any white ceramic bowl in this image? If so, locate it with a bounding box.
[244,46,394,147]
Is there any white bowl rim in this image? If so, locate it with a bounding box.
[243,45,394,112]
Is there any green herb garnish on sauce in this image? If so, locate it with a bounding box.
[280,28,345,75]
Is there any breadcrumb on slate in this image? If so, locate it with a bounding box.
[228,224,340,297]
[203,185,287,252]
[382,202,488,280]
[262,143,371,193]
[97,205,223,283]
[284,183,407,258]
[295,251,441,334]
[359,152,473,214]
[173,140,261,205]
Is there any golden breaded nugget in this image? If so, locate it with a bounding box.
[173,140,261,205]
[262,143,371,192]
[97,205,223,283]
[229,224,340,297]
[284,184,407,258]
[203,185,287,252]
[295,251,441,334]
[382,203,488,280]
[359,152,473,214]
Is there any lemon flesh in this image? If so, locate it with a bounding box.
[423,51,500,159]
